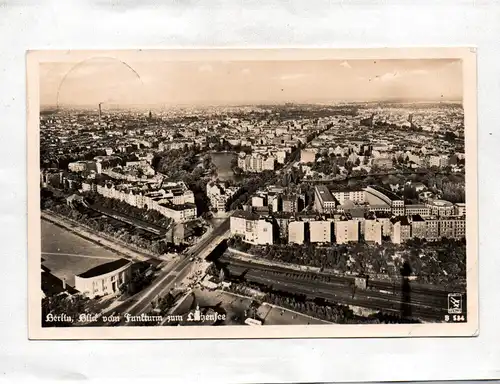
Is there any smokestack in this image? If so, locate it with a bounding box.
[62,277,67,290]
[99,103,102,121]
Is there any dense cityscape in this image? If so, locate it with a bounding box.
[40,99,467,327]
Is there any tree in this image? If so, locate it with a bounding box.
[42,293,97,327]
[403,185,418,201]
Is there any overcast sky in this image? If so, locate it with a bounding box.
[40,58,462,107]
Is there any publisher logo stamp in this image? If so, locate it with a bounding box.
[448,293,463,314]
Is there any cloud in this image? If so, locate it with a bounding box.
[340,61,352,69]
[198,64,213,72]
[278,73,310,80]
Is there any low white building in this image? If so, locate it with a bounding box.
[75,259,133,299]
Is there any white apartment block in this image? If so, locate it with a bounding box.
[230,212,274,245]
[309,221,332,243]
[288,221,306,244]
[335,220,359,244]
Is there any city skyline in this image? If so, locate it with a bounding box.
[40,58,463,108]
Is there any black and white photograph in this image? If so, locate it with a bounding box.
[27,48,478,339]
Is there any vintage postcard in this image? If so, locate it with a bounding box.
[27,48,478,339]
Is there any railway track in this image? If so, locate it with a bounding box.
[218,256,462,321]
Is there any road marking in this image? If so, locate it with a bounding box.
[41,252,118,260]
[126,260,189,314]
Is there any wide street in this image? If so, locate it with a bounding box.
[100,216,231,326]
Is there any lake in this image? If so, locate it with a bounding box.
[210,152,236,181]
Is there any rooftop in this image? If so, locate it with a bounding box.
[315,185,335,202]
[77,258,131,279]
[429,199,454,207]
[411,214,425,222]
[366,185,403,202]
[391,216,410,226]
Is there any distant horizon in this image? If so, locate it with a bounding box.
[40,58,463,108]
[41,98,463,112]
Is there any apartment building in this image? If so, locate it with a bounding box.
[230,210,274,245]
[288,221,306,244]
[364,220,382,244]
[390,217,411,244]
[409,215,427,239]
[439,217,466,239]
[335,220,359,244]
[309,220,332,243]
[95,183,197,222]
[207,181,239,213]
[314,185,336,213]
[238,153,275,172]
[424,217,440,241]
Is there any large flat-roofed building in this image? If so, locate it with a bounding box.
[230,210,274,245]
[426,199,455,217]
[314,185,336,213]
[288,221,306,244]
[364,220,382,244]
[331,190,366,205]
[75,258,133,299]
[230,210,260,237]
[309,220,332,243]
[158,202,197,223]
[405,204,431,217]
[335,220,359,244]
[365,185,405,215]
